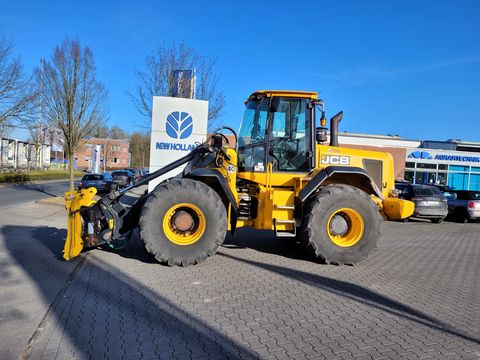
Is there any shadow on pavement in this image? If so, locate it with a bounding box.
[2,225,256,359]
[99,229,158,264]
[223,228,317,262]
[218,251,480,346]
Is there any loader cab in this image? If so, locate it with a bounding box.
[237,91,317,174]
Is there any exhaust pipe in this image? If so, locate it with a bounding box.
[329,111,343,147]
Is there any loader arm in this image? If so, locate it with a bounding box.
[64,141,212,260]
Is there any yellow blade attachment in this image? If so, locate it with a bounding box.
[63,187,97,261]
[382,197,415,220]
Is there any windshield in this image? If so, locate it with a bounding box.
[237,96,311,172]
[413,187,442,196]
[83,174,102,181]
[238,98,268,147]
[237,98,268,172]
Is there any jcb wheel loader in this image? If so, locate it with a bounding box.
[64,90,414,266]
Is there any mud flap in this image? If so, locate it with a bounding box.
[64,188,97,260]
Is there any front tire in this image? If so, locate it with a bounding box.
[300,184,381,265]
[139,179,227,266]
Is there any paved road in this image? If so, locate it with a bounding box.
[1,197,479,359]
[0,180,70,209]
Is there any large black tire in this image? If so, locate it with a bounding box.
[300,184,382,265]
[431,218,444,224]
[139,179,227,266]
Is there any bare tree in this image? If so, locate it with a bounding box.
[36,39,108,190]
[109,125,128,140]
[94,124,109,138]
[26,121,48,170]
[0,38,38,131]
[128,42,225,129]
[129,131,150,168]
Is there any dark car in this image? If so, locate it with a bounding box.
[395,183,448,223]
[79,173,116,193]
[442,190,480,223]
[125,168,143,181]
[111,170,135,188]
[431,184,455,192]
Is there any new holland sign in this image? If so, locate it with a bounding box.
[149,96,208,191]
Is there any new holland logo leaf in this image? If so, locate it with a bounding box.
[166,111,193,139]
[407,151,432,159]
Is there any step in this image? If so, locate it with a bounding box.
[274,219,295,224]
[275,205,295,210]
[274,218,296,238]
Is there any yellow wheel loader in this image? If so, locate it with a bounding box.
[64,90,414,266]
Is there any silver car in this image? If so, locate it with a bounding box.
[396,183,448,223]
[443,190,480,223]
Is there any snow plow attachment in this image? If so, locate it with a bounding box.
[64,187,98,261]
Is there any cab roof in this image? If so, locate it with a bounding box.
[248,90,318,101]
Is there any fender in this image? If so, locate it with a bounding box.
[299,166,382,202]
[185,168,239,234]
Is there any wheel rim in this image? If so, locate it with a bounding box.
[327,208,364,247]
[163,203,206,246]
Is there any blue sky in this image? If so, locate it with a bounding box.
[1,0,479,141]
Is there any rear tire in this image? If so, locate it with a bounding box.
[454,208,468,223]
[139,179,227,266]
[300,184,381,265]
[431,218,443,224]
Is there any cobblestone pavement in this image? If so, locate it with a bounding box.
[12,220,480,359]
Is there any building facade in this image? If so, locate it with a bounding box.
[334,133,480,191]
[405,147,480,190]
[75,138,130,171]
[1,137,50,170]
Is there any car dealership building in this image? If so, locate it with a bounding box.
[337,133,480,191]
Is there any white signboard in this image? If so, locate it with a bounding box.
[148,96,208,192]
[406,148,480,166]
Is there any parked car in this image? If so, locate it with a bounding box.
[431,184,455,192]
[442,190,480,223]
[111,170,135,188]
[79,173,116,193]
[395,183,448,223]
[125,168,143,181]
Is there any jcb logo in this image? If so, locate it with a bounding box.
[321,155,350,165]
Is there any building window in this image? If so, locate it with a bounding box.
[404,171,414,183]
[112,157,118,164]
[437,173,447,185]
[85,143,92,149]
[85,156,91,161]
[438,164,448,170]
[448,172,468,189]
[470,174,480,191]
[405,162,415,169]
[416,163,436,169]
[111,145,120,152]
[450,165,469,172]
[415,171,436,185]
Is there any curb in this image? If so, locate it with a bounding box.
[35,197,66,207]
